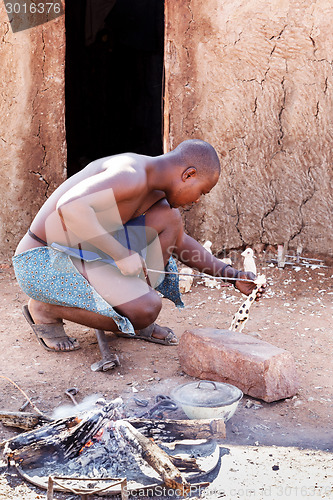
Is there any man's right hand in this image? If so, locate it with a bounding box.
[235,271,266,300]
[115,252,144,277]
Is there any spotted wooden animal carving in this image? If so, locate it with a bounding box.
[230,275,266,332]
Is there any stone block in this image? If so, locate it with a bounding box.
[178,329,299,403]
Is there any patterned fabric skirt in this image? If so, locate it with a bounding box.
[12,246,183,335]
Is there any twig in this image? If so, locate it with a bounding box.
[146,268,255,282]
[0,375,46,418]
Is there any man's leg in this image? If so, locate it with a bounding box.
[27,269,163,350]
[144,199,182,268]
[81,199,182,342]
[141,199,182,340]
[26,199,182,349]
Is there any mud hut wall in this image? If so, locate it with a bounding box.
[164,0,333,256]
[0,6,66,258]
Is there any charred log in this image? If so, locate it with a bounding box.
[128,417,226,441]
[2,401,120,467]
[0,411,51,431]
[115,420,190,494]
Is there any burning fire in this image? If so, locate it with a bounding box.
[78,425,107,454]
[79,439,94,454]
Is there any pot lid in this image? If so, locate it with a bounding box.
[171,380,243,408]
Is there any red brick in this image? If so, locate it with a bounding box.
[178,329,299,403]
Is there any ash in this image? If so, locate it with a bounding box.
[28,422,159,486]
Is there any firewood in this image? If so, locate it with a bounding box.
[1,413,225,462]
[115,420,190,494]
[2,401,119,466]
[0,411,51,431]
[127,417,226,440]
[170,455,200,471]
[1,403,224,494]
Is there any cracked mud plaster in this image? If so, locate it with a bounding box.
[164,0,333,256]
[0,12,66,256]
[30,171,50,198]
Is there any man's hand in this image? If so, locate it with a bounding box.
[115,252,143,277]
[235,271,266,300]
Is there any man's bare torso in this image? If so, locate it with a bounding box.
[17,154,165,254]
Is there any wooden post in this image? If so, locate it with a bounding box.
[121,478,129,500]
[46,476,54,500]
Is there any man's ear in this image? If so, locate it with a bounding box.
[181,167,197,182]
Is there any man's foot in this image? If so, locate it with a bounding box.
[22,302,80,352]
[116,323,178,345]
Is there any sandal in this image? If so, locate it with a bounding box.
[22,305,81,352]
[115,323,178,346]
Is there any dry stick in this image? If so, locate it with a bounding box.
[146,268,255,282]
[15,469,128,500]
[46,475,127,498]
[141,260,152,287]
[115,420,191,494]
[0,375,46,418]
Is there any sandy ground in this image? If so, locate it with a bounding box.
[0,249,332,499]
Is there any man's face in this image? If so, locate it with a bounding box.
[167,174,218,210]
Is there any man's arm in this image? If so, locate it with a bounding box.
[173,230,262,297]
[55,169,145,276]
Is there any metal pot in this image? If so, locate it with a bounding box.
[171,380,243,422]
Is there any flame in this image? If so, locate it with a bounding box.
[79,439,94,454]
[78,425,106,453]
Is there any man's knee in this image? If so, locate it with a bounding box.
[118,290,162,330]
[159,200,182,229]
[139,293,162,328]
[146,199,182,234]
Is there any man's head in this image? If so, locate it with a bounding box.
[166,139,221,209]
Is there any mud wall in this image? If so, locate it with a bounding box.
[0,5,66,258]
[164,0,333,256]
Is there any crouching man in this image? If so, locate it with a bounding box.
[13,139,265,353]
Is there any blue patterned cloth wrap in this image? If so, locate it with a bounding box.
[51,215,149,266]
[12,217,184,335]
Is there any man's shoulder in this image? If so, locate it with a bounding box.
[100,154,148,193]
[102,153,147,173]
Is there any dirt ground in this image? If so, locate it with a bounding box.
[0,249,332,499]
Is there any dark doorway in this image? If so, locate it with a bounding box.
[65,0,164,177]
